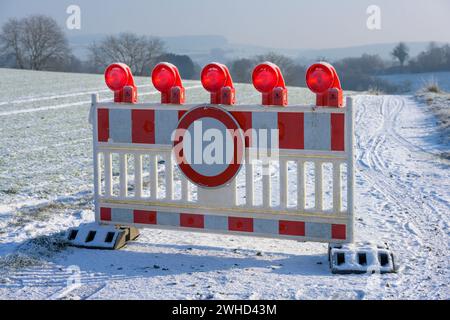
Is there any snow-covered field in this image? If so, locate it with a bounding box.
[0,68,448,300]
[415,90,450,146]
[379,71,450,93]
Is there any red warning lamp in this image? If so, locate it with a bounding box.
[252,62,287,106]
[151,62,185,104]
[306,62,343,107]
[201,63,235,105]
[104,63,137,103]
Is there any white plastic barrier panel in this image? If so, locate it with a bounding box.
[90,94,354,243]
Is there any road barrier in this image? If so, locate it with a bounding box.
[81,61,355,245]
[67,61,399,274]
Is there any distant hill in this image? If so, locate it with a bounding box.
[295,42,446,64]
[163,35,229,53]
[66,33,444,65]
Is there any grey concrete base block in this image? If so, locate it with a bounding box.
[328,242,397,274]
[66,223,140,250]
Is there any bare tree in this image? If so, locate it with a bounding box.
[0,15,71,70]
[88,33,165,75]
[229,58,255,83]
[255,52,305,86]
[256,52,295,71]
[391,42,409,67]
[0,18,24,68]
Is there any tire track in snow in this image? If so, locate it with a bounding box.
[375,96,448,230]
[0,100,90,116]
[357,96,442,237]
[355,95,449,297]
[357,96,387,170]
[387,96,445,159]
[0,84,154,107]
[0,85,203,117]
[382,97,448,244]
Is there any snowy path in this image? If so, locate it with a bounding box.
[0,71,448,299]
[352,95,449,298]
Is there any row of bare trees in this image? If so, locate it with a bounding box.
[87,33,197,78]
[88,33,165,75]
[227,53,406,92]
[0,15,195,78]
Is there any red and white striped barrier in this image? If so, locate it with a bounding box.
[98,207,348,241]
[87,61,354,244]
[96,106,346,152]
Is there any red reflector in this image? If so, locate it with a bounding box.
[306,64,334,94]
[331,224,346,240]
[152,64,176,92]
[228,217,253,232]
[105,66,128,91]
[100,207,111,221]
[252,64,278,93]
[279,220,305,236]
[133,210,157,224]
[180,213,204,229]
[201,64,226,92]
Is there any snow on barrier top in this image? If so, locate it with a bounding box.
[89,61,354,243]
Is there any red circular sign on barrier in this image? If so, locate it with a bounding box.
[174,106,244,188]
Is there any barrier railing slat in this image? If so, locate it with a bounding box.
[315,161,323,211]
[182,176,189,202]
[346,98,355,240]
[297,160,305,211]
[245,153,254,207]
[280,159,288,208]
[96,153,102,196]
[262,162,271,208]
[119,153,127,198]
[166,153,173,200]
[231,177,237,206]
[104,152,112,197]
[134,154,142,199]
[151,154,158,200]
[333,161,341,214]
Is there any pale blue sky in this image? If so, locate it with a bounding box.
[0,0,449,49]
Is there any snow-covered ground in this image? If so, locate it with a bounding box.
[379,71,450,93]
[415,90,450,147]
[0,68,448,300]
